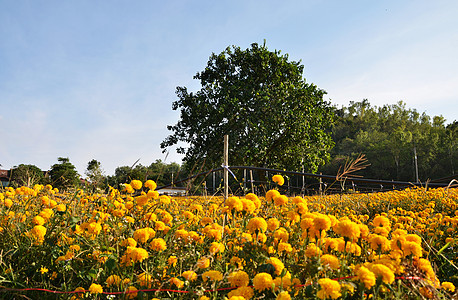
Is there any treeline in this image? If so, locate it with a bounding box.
[319,100,457,182]
[3,100,456,191]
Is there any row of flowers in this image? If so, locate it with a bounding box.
[0,177,457,299]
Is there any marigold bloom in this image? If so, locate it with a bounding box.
[305,243,322,258]
[228,270,250,287]
[170,277,184,288]
[267,218,280,231]
[227,286,254,299]
[202,270,223,282]
[276,291,291,300]
[150,238,167,252]
[369,263,395,284]
[209,242,225,254]
[266,257,285,276]
[320,254,340,270]
[317,278,341,300]
[32,215,46,226]
[369,234,391,252]
[196,257,210,269]
[130,180,143,190]
[88,283,103,294]
[182,270,198,281]
[227,196,244,211]
[314,213,332,231]
[145,180,157,190]
[106,275,122,287]
[273,195,288,207]
[441,281,455,293]
[168,255,178,266]
[278,242,293,254]
[334,219,360,241]
[125,286,138,299]
[253,272,273,291]
[272,175,285,186]
[356,266,376,289]
[402,241,423,257]
[266,189,280,202]
[247,217,268,233]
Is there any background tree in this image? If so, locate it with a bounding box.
[321,100,457,182]
[85,159,106,191]
[49,157,79,190]
[10,164,44,187]
[161,42,335,173]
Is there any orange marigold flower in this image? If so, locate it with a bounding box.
[273,195,288,207]
[202,270,223,282]
[247,217,268,234]
[130,180,143,190]
[182,270,198,281]
[88,283,103,294]
[272,175,285,186]
[228,270,250,287]
[266,189,280,202]
[145,180,157,190]
[266,257,285,276]
[150,238,167,252]
[356,266,376,289]
[320,254,340,270]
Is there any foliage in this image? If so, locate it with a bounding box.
[10,164,44,187]
[0,178,457,299]
[85,159,106,191]
[322,100,457,181]
[161,42,335,173]
[107,160,181,189]
[49,157,80,190]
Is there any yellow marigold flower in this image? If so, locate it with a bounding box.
[106,275,122,287]
[320,254,340,270]
[267,218,280,231]
[247,217,268,234]
[272,174,285,186]
[241,198,256,214]
[405,234,422,244]
[369,234,391,252]
[369,264,395,284]
[129,247,149,263]
[228,286,254,299]
[314,213,332,231]
[145,179,157,190]
[182,270,198,281]
[227,196,244,211]
[130,180,142,190]
[274,227,289,242]
[168,255,178,267]
[441,281,455,293]
[266,257,285,276]
[170,277,184,288]
[88,283,103,294]
[123,184,134,194]
[196,257,210,269]
[202,270,223,282]
[175,229,189,240]
[317,278,341,300]
[150,238,167,252]
[40,267,48,274]
[209,242,225,254]
[32,215,46,226]
[373,215,391,228]
[266,189,280,202]
[147,190,159,199]
[335,219,360,241]
[278,242,293,254]
[160,195,171,205]
[276,291,291,300]
[273,195,288,207]
[228,270,250,287]
[356,266,376,289]
[135,195,148,206]
[125,286,138,299]
[137,272,152,287]
[253,272,273,291]
[402,241,423,257]
[120,237,137,248]
[133,228,155,244]
[56,204,66,212]
[199,297,210,300]
[305,243,322,258]
[31,225,47,239]
[246,193,261,207]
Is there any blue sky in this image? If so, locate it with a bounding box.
[1,1,457,176]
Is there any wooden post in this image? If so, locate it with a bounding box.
[250,169,254,194]
[224,135,229,200]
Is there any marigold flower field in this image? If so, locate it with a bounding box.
[0,177,457,299]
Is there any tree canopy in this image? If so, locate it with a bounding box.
[161,42,334,172]
[49,157,79,190]
[320,100,457,182]
[10,164,44,187]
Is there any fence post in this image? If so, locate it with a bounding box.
[224,135,229,200]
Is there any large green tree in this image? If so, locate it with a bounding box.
[85,159,106,191]
[10,164,44,187]
[161,42,335,172]
[49,157,80,190]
